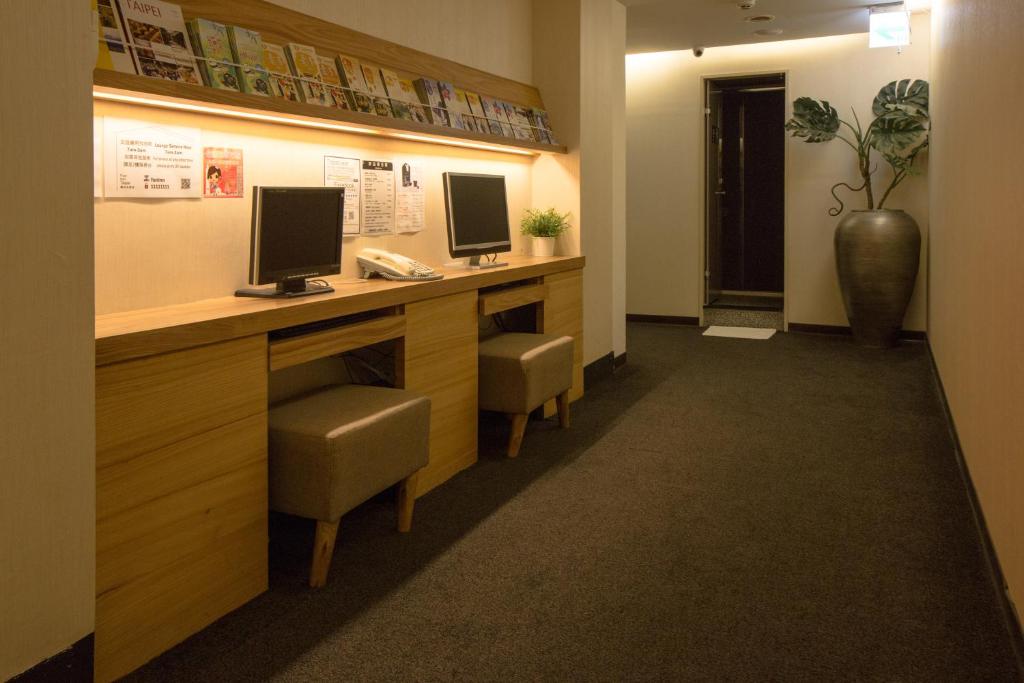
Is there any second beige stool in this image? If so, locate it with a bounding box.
[269,384,430,587]
[478,332,574,458]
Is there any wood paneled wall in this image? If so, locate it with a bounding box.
[928,0,1024,608]
[0,3,96,680]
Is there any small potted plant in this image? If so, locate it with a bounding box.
[520,208,570,257]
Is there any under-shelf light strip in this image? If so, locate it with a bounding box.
[92,89,538,157]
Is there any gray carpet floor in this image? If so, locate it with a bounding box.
[128,323,1020,681]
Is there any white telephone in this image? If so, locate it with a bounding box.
[357,248,443,281]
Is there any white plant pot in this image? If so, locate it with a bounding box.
[528,236,556,257]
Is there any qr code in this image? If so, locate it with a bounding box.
[181,178,191,190]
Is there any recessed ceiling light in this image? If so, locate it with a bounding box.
[745,14,776,23]
[755,28,784,35]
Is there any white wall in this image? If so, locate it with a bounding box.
[533,0,627,365]
[0,3,96,679]
[928,0,1024,608]
[273,0,533,83]
[626,16,930,329]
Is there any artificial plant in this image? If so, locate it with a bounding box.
[785,79,930,215]
[520,208,571,238]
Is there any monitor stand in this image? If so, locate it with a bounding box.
[235,278,335,298]
[468,255,508,270]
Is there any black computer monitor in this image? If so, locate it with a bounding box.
[443,172,511,268]
[236,186,345,298]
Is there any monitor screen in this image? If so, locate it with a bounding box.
[251,187,344,285]
[443,173,512,257]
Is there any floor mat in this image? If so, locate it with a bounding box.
[703,325,777,339]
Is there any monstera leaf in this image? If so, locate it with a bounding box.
[872,79,929,118]
[785,97,840,143]
[870,110,929,166]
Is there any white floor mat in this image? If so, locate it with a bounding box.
[703,325,777,340]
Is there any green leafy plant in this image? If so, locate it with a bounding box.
[520,208,571,238]
[785,79,929,216]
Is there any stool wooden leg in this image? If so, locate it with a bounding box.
[396,474,416,533]
[556,390,570,429]
[310,519,339,588]
[508,413,529,458]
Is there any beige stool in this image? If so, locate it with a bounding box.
[478,332,574,458]
[268,384,430,587]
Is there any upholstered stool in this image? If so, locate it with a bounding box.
[478,332,574,458]
[269,384,430,587]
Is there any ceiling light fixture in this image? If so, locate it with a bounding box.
[745,14,776,23]
[755,28,784,36]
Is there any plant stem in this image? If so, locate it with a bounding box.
[877,170,906,209]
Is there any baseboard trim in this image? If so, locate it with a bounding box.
[626,314,700,326]
[613,352,627,369]
[788,322,927,340]
[584,352,614,386]
[10,633,94,682]
[926,343,1024,677]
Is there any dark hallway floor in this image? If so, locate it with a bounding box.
[128,324,1021,681]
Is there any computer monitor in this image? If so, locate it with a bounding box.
[443,172,511,268]
[235,186,345,298]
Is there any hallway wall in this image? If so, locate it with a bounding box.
[625,17,930,328]
[928,0,1024,609]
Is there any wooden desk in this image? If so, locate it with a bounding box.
[94,255,584,681]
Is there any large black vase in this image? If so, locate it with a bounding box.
[834,210,920,348]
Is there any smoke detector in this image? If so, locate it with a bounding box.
[737,0,757,9]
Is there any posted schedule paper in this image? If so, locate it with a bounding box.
[103,117,201,198]
[360,159,395,235]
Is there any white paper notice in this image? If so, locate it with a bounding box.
[103,118,201,198]
[395,162,425,234]
[361,160,395,235]
[93,118,103,198]
[324,155,361,234]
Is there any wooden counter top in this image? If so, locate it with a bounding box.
[95,255,585,366]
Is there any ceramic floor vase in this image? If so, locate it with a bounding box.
[834,209,920,348]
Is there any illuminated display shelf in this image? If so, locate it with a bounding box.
[94,70,567,157]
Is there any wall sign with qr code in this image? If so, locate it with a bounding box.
[103,117,202,198]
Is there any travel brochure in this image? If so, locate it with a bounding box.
[96,0,559,145]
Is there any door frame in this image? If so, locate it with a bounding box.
[697,70,789,330]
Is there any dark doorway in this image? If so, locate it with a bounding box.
[705,74,785,313]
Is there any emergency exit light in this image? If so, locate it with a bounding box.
[869,4,911,48]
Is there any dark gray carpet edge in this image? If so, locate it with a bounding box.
[126,324,1020,682]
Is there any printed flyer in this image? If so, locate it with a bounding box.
[103,117,201,198]
[324,155,361,233]
[202,147,243,198]
[395,162,425,234]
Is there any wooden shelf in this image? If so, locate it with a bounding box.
[93,0,567,156]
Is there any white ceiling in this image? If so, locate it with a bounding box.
[624,0,918,54]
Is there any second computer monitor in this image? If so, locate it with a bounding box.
[443,172,511,268]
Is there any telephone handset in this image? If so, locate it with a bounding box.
[357,248,444,281]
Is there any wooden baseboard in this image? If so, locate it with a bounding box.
[926,343,1024,678]
[613,352,627,369]
[626,314,700,326]
[788,322,926,340]
[10,634,94,682]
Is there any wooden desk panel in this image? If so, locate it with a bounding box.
[399,290,479,497]
[540,270,584,416]
[96,256,584,366]
[95,335,268,682]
